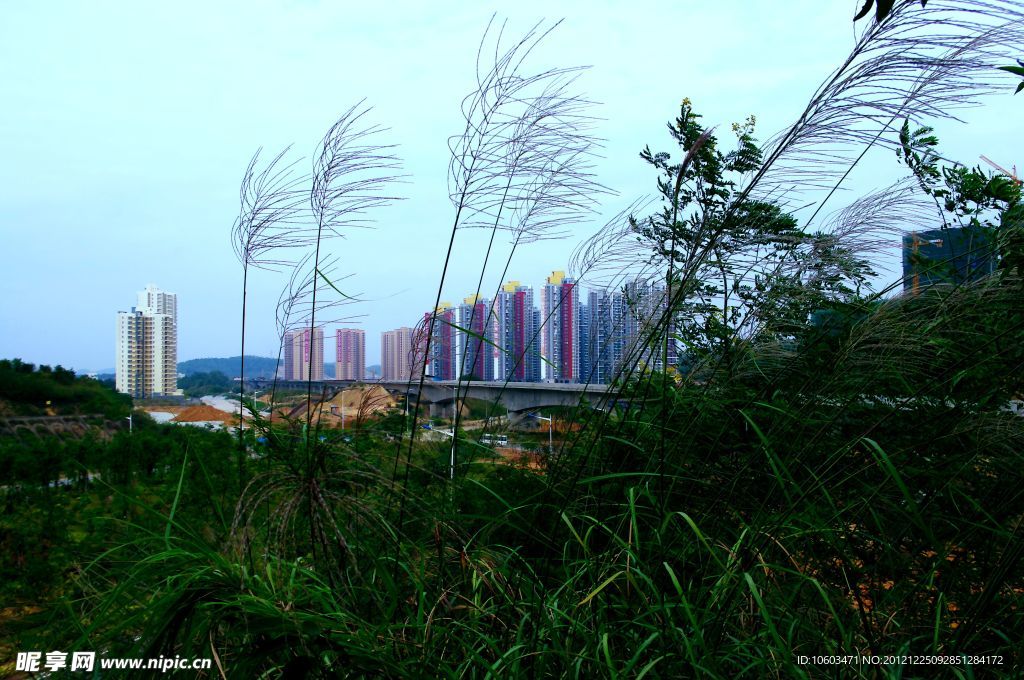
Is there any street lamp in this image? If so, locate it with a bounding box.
[448,385,460,480]
[446,429,456,480]
[404,389,411,418]
[447,385,458,422]
[528,412,553,455]
[125,413,133,434]
[426,425,457,480]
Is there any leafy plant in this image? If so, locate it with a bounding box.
[998,57,1024,93]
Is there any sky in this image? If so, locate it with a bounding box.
[1,1,1021,371]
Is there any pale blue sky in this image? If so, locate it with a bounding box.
[1,1,1020,370]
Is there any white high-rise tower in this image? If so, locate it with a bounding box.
[116,284,180,398]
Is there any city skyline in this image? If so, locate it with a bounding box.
[103,232,1013,384]
[105,236,1008,383]
[103,267,684,380]
[2,3,1020,372]
[393,273,683,385]
[272,272,675,385]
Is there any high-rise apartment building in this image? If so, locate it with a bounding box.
[137,284,177,320]
[582,288,628,384]
[540,271,580,382]
[335,328,365,380]
[494,281,541,382]
[115,284,180,398]
[422,303,457,381]
[902,227,996,294]
[457,295,494,381]
[578,282,677,384]
[578,298,591,383]
[381,327,415,381]
[623,281,677,374]
[283,327,324,381]
[410,322,430,381]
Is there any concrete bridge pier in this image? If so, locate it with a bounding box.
[428,399,462,420]
[506,409,528,427]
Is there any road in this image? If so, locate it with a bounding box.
[201,395,242,414]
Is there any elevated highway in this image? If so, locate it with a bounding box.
[245,378,622,419]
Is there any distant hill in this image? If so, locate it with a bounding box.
[0,358,131,418]
[178,356,279,379]
[367,364,382,379]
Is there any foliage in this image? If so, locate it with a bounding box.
[177,370,235,397]
[0,358,131,418]
[998,58,1024,94]
[0,423,235,635]
[630,102,876,369]
[898,118,1024,278]
[854,0,927,23]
